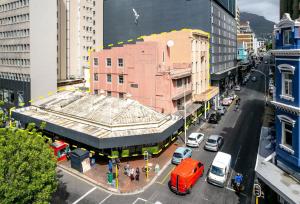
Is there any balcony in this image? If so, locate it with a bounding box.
[170,63,192,80]
[193,86,219,102]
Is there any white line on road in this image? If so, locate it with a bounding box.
[132,197,147,204]
[99,194,112,204]
[72,186,97,204]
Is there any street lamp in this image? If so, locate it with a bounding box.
[252,69,267,102]
[184,80,187,145]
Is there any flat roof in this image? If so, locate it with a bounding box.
[255,127,300,204]
[13,91,183,149]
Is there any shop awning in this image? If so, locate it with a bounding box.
[193,86,219,102]
[175,103,202,119]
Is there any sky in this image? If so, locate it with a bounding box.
[238,0,280,23]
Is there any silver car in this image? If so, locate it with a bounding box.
[204,135,224,152]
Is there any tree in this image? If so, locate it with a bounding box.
[0,125,58,204]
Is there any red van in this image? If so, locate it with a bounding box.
[168,158,204,194]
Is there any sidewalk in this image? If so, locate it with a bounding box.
[58,142,179,194]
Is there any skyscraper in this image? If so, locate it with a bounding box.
[0,0,57,108]
[280,0,300,20]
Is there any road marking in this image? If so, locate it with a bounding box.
[159,166,175,184]
[72,186,97,204]
[228,146,242,188]
[132,197,147,204]
[99,194,112,204]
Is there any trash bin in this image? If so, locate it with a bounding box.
[107,172,113,184]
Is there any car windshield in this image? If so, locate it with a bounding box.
[188,137,196,141]
[173,152,182,158]
[211,165,225,177]
[207,139,217,144]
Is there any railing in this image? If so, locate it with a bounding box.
[275,45,300,50]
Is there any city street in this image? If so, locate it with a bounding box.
[52,64,267,204]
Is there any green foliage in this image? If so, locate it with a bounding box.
[266,42,273,50]
[0,127,58,204]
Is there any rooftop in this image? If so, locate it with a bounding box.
[14,91,181,140]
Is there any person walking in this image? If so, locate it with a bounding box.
[124,162,130,176]
[108,160,113,173]
[135,167,140,181]
[130,168,135,181]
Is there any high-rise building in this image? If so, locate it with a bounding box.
[0,0,57,108]
[236,7,240,33]
[57,0,103,82]
[280,0,300,20]
[238,21,256,52]
[102,0,237,98]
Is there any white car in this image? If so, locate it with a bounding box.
[222,98,232,106]
[186,133,204,147]
[234,85,241,91]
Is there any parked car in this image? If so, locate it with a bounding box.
[234,85,241,91]
[186,133,205,148]
[229,93,238,101]
[204,135,224,152]
[208,113,221,124]
[265,61,268,64]
[172,147,192,165]
[169,158,204,194]
[207,152,231,187]
[217,106,227,115]
[222,98,232,106]
[251,76,257,82]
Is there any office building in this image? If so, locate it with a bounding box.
[238,21,256,53]
[0,0,57,108]
[280,0,300,20]
[57,0,103,82]
[102,0,237,97]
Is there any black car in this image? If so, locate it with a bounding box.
[208,113,221,124]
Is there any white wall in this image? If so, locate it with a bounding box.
[30,0,57,99]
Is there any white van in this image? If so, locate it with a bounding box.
[207,151,231,187]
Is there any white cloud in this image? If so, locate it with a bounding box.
[238,0,280,23]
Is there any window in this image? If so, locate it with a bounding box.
[119,93,124,99]
[3,89,8,103]
[106,58,112,67]
[283,30,293,45]
[118,75,124,84]
[107,74,112,83]
[93,58,99,66]
[94,73,98,81]
[107,91,111,96]
[130,83,138,88]
[94,90,98,95]
[282,121,293,149]
[176,79,182,87]
[282,72,293,97]
[118,58,123,67]
[17,91,24,106]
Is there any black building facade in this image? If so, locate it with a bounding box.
[103,0,237,95]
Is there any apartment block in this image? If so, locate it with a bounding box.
[0,0,57,108]
[91,30,219,116]
[238,21,256,53]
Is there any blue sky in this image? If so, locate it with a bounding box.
[238,0,280,23]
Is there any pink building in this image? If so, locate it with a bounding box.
[90,30,219,116]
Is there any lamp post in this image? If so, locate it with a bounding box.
[184,80,187,145]
[252,69,267,102]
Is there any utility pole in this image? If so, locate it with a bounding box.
[184,79,187,145]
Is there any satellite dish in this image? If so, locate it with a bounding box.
[167,40,174,48]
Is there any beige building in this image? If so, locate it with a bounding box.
[57,0,103,82]
[238,21,255,53]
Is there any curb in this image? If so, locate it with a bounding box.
[57,159,172,195]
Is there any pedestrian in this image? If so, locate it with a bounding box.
[108,160,113,173]
[124,162,130,176]
[135,167,140,181]
[130,168,135,181]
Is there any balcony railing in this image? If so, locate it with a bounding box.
[275,45,300,50]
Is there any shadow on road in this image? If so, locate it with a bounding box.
[51,170,70,204]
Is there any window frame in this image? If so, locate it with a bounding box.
[118,75,124,84]
[106,58,112,67]
[278,115,295,154]
[281,71,293,100]
[93,57,99,66]
[118,58,124,67]
[106,74,112,83]
[94,73,99,81]
[283,29,293,45]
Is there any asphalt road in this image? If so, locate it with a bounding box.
[52,64,267,204]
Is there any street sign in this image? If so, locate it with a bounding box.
[254,184,261,197]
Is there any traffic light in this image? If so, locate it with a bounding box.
[254,184,261,197]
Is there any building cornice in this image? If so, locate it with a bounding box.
[271,101,300,116]
[271,49,300,56]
